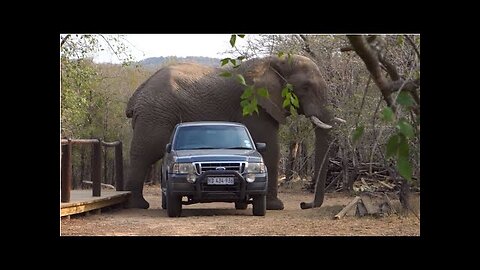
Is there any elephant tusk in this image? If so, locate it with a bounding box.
[310,116,332,129]
[333,117,346,124]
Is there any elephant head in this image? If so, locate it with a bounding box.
[242,55,340,209]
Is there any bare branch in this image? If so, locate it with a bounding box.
[404,35,420,59]
[61,34,71,48]
[299,34,318,59]
[390,78,420,93]
[379,54,400,81]
[99,34,128,63]
[347,35,396,111]
[355,75,371,126]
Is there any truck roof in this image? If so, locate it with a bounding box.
[176,121,246,127]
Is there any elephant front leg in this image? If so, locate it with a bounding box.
[263,143,285,210]
[125,159,150,209]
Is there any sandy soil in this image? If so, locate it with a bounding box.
[60,185,420,236]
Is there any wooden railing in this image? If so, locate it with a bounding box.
[60,139,124,203]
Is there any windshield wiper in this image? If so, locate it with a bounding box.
[226,147,253,150]
[191,147,217,150]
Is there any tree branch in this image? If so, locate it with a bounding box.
[299,34,317,59]
[99,34,123,62]
[355,75,371,126]
[404,35,420,59]
[347,35,396,111]
[379,54,400,81]
[61,34,71,48]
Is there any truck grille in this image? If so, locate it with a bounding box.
[194,162,246,175]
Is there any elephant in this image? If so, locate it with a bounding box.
[125,54,339,210]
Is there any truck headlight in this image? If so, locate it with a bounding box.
[246,162,265,173]
[172,163,195,174]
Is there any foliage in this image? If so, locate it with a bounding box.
[224,34,420,189]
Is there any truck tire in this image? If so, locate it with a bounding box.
[167,192,182,217]
[252,195,266,216]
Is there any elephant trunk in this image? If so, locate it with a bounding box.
[300,111,341,209]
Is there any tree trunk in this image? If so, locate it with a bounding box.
[399,178,411,214]
[342,138,349,190]
[285,141,299,183]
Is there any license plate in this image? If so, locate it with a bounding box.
[207,177,234,185]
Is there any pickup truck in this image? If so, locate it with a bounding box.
[161,121,268,217]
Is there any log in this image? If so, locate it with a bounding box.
[335,196,361,219]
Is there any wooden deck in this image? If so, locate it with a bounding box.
[61,190,131,217]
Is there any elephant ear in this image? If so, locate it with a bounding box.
[247,59,288,125]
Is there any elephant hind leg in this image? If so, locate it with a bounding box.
[125,158,151,209]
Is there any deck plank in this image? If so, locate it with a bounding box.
[60,190,130,217]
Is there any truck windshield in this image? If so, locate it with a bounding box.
[173,125,254,150]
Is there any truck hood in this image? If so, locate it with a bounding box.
[172,149,263,163]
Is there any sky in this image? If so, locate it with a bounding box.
[93,34,250,63]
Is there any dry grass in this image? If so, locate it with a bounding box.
[60,184,420,236]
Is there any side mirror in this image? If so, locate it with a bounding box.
[255,142,266,153]
[166,143,172,153]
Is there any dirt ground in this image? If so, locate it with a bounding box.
[60,184,420,236]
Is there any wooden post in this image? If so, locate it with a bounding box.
[61,141,72,203]
[115,142,124,191]
[91,140,102,197]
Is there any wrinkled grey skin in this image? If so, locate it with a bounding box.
[125,55,333,210]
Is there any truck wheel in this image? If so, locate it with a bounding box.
[252,195,266,216]
[161,191,167,209]
[167,192,182,217]
[235,202,248,210]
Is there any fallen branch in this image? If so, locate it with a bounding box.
[82,181,115,189]
[378,181,394,189]
[335,196,361,219]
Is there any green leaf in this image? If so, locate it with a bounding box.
[230,59,237,66]
[233,64,241,68]
[397,136,412,181]
[386,134,399,158]
[257,87,269,98]
[281,86,288,98]
[352,125,365,145]
[286,83,293,91]
[397,118,415,138]
[240,87,253,99]
[397,155,412,182]
[220,58,230,66]
[237,56,246,61]
[236,74,247,86]
[381,107,394,122]
[282,98,290,108]
[230,34,236,47]
[291,93,299,108]
[219,71,232,77]
[285,91,292,102]
[251,97,258,113]
[237,34,245,38]
[240,99,249,107]
[277,51,284,58]
[396,91,414,107]
[287,53,293,65]
[242,105,251,116]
